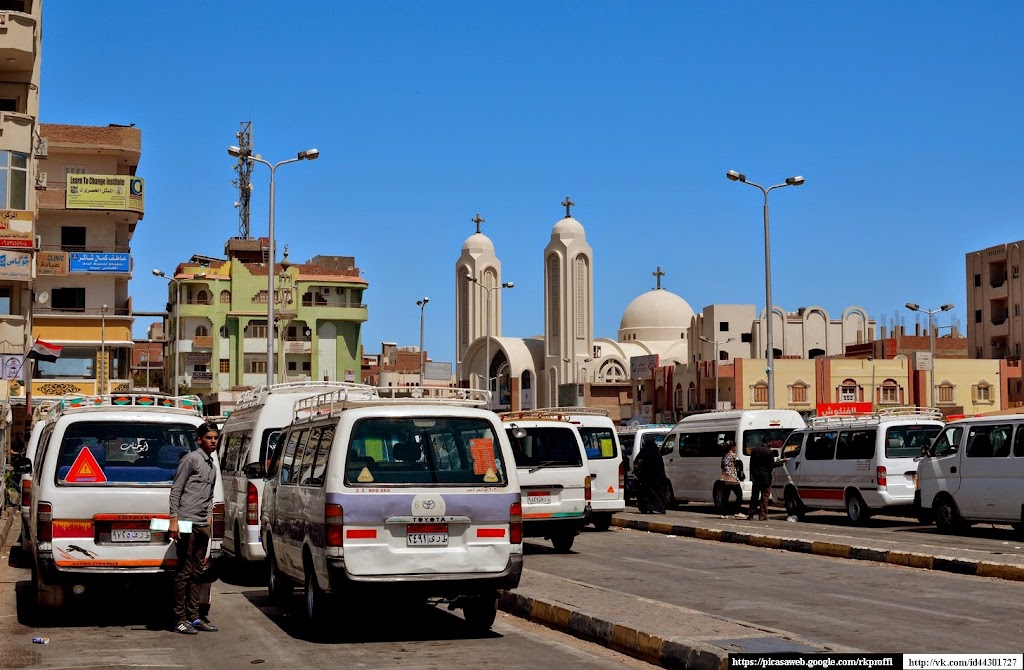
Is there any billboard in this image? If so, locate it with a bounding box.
[629,354,660,379]
[0,249,32,279]
[69,252,131,273]
[0,210,33,249]
[37,251,69,276]
[66,175,145,213]
[424,361,452,381]
[817,402,872,417]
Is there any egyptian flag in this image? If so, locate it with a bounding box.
[27,338,63,363]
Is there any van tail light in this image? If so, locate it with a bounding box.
[876,466,887,487]
[21,478,31,509]
[618,461,625,490]
[38,501,52,542]
[211,502,225,540]
[325,503,344,547]
[584,476,592,502]
[246,481,259,526]
[509,501,523,544]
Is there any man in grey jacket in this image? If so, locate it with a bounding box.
[169,422,220,634]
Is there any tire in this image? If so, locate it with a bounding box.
[592,513,612,532]
[303,563,329,628]
[665,482,678,509]
[713,484,726,514]
[846,493,870,524]
[551,531,576,553]
[784,488,805,520]
[1011,522,1024,539]
[462,592,499,633]
[934,497,963,534]
[266,542,291,606]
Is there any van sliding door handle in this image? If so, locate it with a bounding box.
[950,466,957,473]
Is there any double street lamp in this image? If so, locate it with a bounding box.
[726,170,804,409]
[228,144,320,386]
[562,356,592,406]
[465,274,514,400]
[417,297,429,385]
[905,302,955,407]
[153,269,207,394]
[699,335,734,410]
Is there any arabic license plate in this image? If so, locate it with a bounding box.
[407,533,448,546]
[526,495,551,505]
[111,530,151,542]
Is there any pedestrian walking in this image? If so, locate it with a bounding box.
[169,422,221,635]
[719,440,745,518]
[745,439,787,521]
[635,440,668,514]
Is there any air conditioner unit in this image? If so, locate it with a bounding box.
[35,136,48,158]
[35,171,47,189]
[320,287,330,295]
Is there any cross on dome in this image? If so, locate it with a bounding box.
[472,213,485,234]
[561,196,574,218]
[652,266,665,290]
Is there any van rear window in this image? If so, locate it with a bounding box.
[579,427,618,459]
[345,417,508,486]
[885,425,942,459]
[55,421,199,485]
[506,426,583,468]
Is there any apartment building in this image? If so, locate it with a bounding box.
[966,241,1024,361]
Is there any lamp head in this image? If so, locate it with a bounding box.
[905,303,920,312]
[227,145,243,158]
[726,170,745,182]
[941,303,955,311]
[562,358,571,363]
[152,269,165,277]
[299,148,320,161]
[502,282,515,288]
[465,273,474,282]
[699,335,710,343]
[786,176,805,186]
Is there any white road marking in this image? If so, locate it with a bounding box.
[620,556,714,574]
[827,593,989,623]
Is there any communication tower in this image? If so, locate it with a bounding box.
[231,121,253,238]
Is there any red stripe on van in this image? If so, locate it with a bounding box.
[476,528,506,538]
[800,488,845,501]
[52,519,94,538]
[346,529,376,539]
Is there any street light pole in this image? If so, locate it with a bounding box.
[726,170,804,409]
[905,303,955,407]
[417,297,429,386]
[700,335,734,410]
[153,270,207,394]
[228,144,320,386]
[100,304,108,393]
[867,356,876,412]
[466,275,514,402]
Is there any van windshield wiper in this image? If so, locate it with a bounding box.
[528,460,561,474]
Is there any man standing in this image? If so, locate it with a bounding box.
[746,439,787,521]
[169,422,220,634]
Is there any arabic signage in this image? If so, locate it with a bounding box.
[1,354,25,380]
[817,402,873,417]
[629,354,660,379]
[69,252,130,273]
[0,210,33,249]
[424,362,452,381]
[37,251,68,276]
[0,249,32,279]
[184,353,210,364]
[66,175,145,213]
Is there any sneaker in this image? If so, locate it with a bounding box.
[734,513,748,519]
[174,622,199,635]
[191,619,219,632]
[720,514,728,519]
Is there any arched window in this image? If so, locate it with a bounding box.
[880,379,900,405]
[547,255,560,339]
[938,381,955,404]
[220,290,231,304]
[789,380,809,404]
[598,361,626,382]
[196,290,209,305]
[195,325,208,337]
[752,381,768,405]
[808,348,825,359]
[839,378,858,402]
[674,383,684,408]
[688,382,698,408]
[219,326,229,338]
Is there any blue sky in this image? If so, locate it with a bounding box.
[42,2,1024,366]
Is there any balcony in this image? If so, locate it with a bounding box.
[990,273,1008,289]
[0,12,37,71]
[0,111,33,149]
[0,313,26,351]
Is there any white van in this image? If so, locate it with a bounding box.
[19,401,59,553]
[616,424,674,503]
[499,412,591,551]
[917,415,1024,534]
[260,387,523,632]
[663,410,806,510]
[14,394,223,612]
[219,381,376,565]
[774,407,944,523]
[507,408,622,531]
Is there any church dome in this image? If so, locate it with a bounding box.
[618,289,694,342]
[552,216,585,236]
[461,232,494,253]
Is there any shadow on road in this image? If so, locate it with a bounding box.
[14,578,174,631]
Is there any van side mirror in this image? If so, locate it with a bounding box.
[660,442,674,456]
[11,455,30,474]
[242,461,266,479]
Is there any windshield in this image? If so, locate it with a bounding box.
[344,417,508,486]
[578,427,618,460]
[506,426,583,468]
[55,421,199,486]
[884,425,942,458]
[741,428,792,456]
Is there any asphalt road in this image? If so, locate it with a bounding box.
[523,526,1024,653]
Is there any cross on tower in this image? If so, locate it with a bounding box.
[561,196,574,218]
[472,213,485,234]
[652,266,665,290]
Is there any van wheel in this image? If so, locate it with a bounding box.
[846,493,870,524]
[784,488,805,520]
[551,532,576,553]
[266,542,291,606]
[1011,523,1024,539]
[304,564,330,628]
[34,575,65,614]
[592,513,612,532]
[462,591,499,633]
[935,497,963,534]
[665,482,678,509]
[712,484,727,514]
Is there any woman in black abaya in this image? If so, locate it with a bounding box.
[634,441,668,514]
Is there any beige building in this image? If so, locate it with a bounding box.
[966,241,1024,361]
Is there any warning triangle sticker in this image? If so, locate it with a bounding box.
[65,447,107,483]
[607,486,615,494]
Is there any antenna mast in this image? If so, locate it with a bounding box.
[231,121,253,238]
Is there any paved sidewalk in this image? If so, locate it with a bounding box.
[611,510,1024,582]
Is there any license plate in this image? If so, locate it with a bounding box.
[407,533,448,546]
[526,495,551,505]
[111,530,151,542]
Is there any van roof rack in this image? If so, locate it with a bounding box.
[46,394,204,423]
[292,387,491,424]
[530,406,610,417]
[616,423,675,434]
[31,399,60,422]
[235,381,378,410]
[497,410,574,423]
[806,406,943,428]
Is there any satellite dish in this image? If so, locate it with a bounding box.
[36,291,49,304]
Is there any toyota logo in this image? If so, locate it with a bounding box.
[421,500,436,509]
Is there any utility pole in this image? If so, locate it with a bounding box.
[231,121,253,238]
